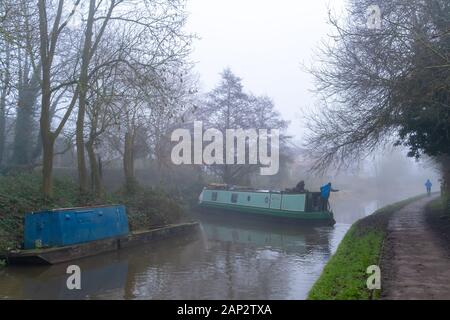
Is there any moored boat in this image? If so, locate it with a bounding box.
[1,204,200,265]
[198,184,335,225]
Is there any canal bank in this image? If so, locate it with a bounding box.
[308,194,432,300]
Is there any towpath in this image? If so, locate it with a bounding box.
[381,195,450,299]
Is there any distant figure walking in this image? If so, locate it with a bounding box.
[425,179,432,196]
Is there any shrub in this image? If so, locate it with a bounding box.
[0,172,81,251]
[117,187,185,231]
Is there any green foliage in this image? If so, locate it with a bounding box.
[116,186,185,231]
[442,191,450,214]
[395,51,450,159]
[426,197,450,253]
[394,1,450,159]
[0,172,80,251]
[429,197,446,211]
[308,195,426,300]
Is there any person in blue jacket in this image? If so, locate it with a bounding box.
[320,182,338,200]
[425,179,432,195]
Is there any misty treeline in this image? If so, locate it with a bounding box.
[142,68,294,198]
[0,0,197,199]
[306,0,450,206]
[0,1,292,202]
[186,68,291,186]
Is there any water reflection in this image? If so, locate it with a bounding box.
[0,217,342,300]
[0,256,129,299]
[200,214,332,254]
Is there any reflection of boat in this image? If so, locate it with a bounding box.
[198,184,335,224]
[202,222,305,251]
[198,213,332,253]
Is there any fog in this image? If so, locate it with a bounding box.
[185,0,346,139]
[183,0,439,205]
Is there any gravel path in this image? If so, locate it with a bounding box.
[381,195,450,299]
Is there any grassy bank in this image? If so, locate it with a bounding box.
[0,172,186,256]
[308,194,426,300]
[425,196,450,255]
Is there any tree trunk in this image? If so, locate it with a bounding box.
[0,93,5,166]
[76,0,96,194]
[0,84,7,167]
[38,0,53,199]
[76,116,88,193]
[86,140,103,198]
[0,41,10,166]
[32,88,58,165]
[38,0,77,198]
[98,154,103,189]
[123,131,136,193]
[12,69,40,167]
[42,134,54,198]
[223,165,231,184]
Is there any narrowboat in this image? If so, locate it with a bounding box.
[1,204,200,265]
[198,184,335,225]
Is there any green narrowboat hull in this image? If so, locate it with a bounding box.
[199,201,335,224]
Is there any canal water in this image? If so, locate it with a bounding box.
[0,193,416,299]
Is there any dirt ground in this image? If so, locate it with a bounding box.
[380,195,450,300]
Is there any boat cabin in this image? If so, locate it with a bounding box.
[199,184,329,214]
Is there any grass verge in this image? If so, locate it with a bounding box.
[308,194,426,300]
[425,196,450,256]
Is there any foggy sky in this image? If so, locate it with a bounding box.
[185,0,346,138]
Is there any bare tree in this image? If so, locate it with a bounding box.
[305,0,449,176]
[0,24,11,165]
[35,0,193,197]
[75,0,118,194]
[85,62,120,197]
[197,68,289,185]
[37,0,83,197]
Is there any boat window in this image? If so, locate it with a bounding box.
[231,193,238,203]
[211,192,218,201]
[247,195,251,201]
[265,196,269,203]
